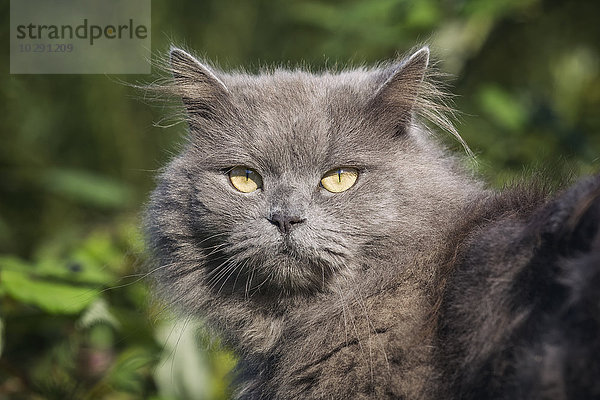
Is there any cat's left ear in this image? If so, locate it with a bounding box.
[369,47,430,134]
[168,47,231,121]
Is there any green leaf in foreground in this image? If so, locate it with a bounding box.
[1,269,99,314]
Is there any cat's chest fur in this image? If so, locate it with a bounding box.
[224,249,442,399]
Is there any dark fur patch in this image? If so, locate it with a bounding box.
[436,176,600,399]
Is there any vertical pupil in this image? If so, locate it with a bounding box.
[337,169,342,183]
[245,170,250,181]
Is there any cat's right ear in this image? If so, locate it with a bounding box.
[169,47,230,120]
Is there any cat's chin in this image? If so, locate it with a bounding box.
[204,247,343,298]
[200,229,351,297]
[263,237,353,294]
[266,254,334,295]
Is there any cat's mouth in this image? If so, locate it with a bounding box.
[247,243,344,294]
[279,236,301,254]
[203,227,350,295]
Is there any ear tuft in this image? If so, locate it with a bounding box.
[168,47,230,121]
[169,47,228,92]
[369,46,432,135]
[376,46,430,103]
[401,46,430,78]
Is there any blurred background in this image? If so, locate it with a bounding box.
[1,0,599,398]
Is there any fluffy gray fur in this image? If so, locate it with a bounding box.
[145,47,599,399]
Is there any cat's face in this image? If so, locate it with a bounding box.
[147,47,445,298]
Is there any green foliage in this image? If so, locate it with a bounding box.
[477,85,527,132]
[1,268,100,314]
[41,169,134,209]
[1,0,598,398]
[0,221,234,399]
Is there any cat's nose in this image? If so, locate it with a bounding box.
[267,213,305,234]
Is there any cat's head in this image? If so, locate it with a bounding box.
[145,47,473,305]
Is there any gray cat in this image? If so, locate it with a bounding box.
[145,46,600,399]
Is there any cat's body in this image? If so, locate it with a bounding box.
[145,47,600,399]
[436,177,600,399]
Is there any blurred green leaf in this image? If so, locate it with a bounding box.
[78,298,121,331]
[107,347,157,394]
[406,0,440,28]
[1,252,114,286]
[67,230,124,277]
[477,85,528,132]
[1,269,99,314]
[36,258,114,286]
[40,168,134,209]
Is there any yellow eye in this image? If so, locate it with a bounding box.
[229,166,263,193]
[320,167,358,193]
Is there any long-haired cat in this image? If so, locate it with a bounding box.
[145,46,600,399]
